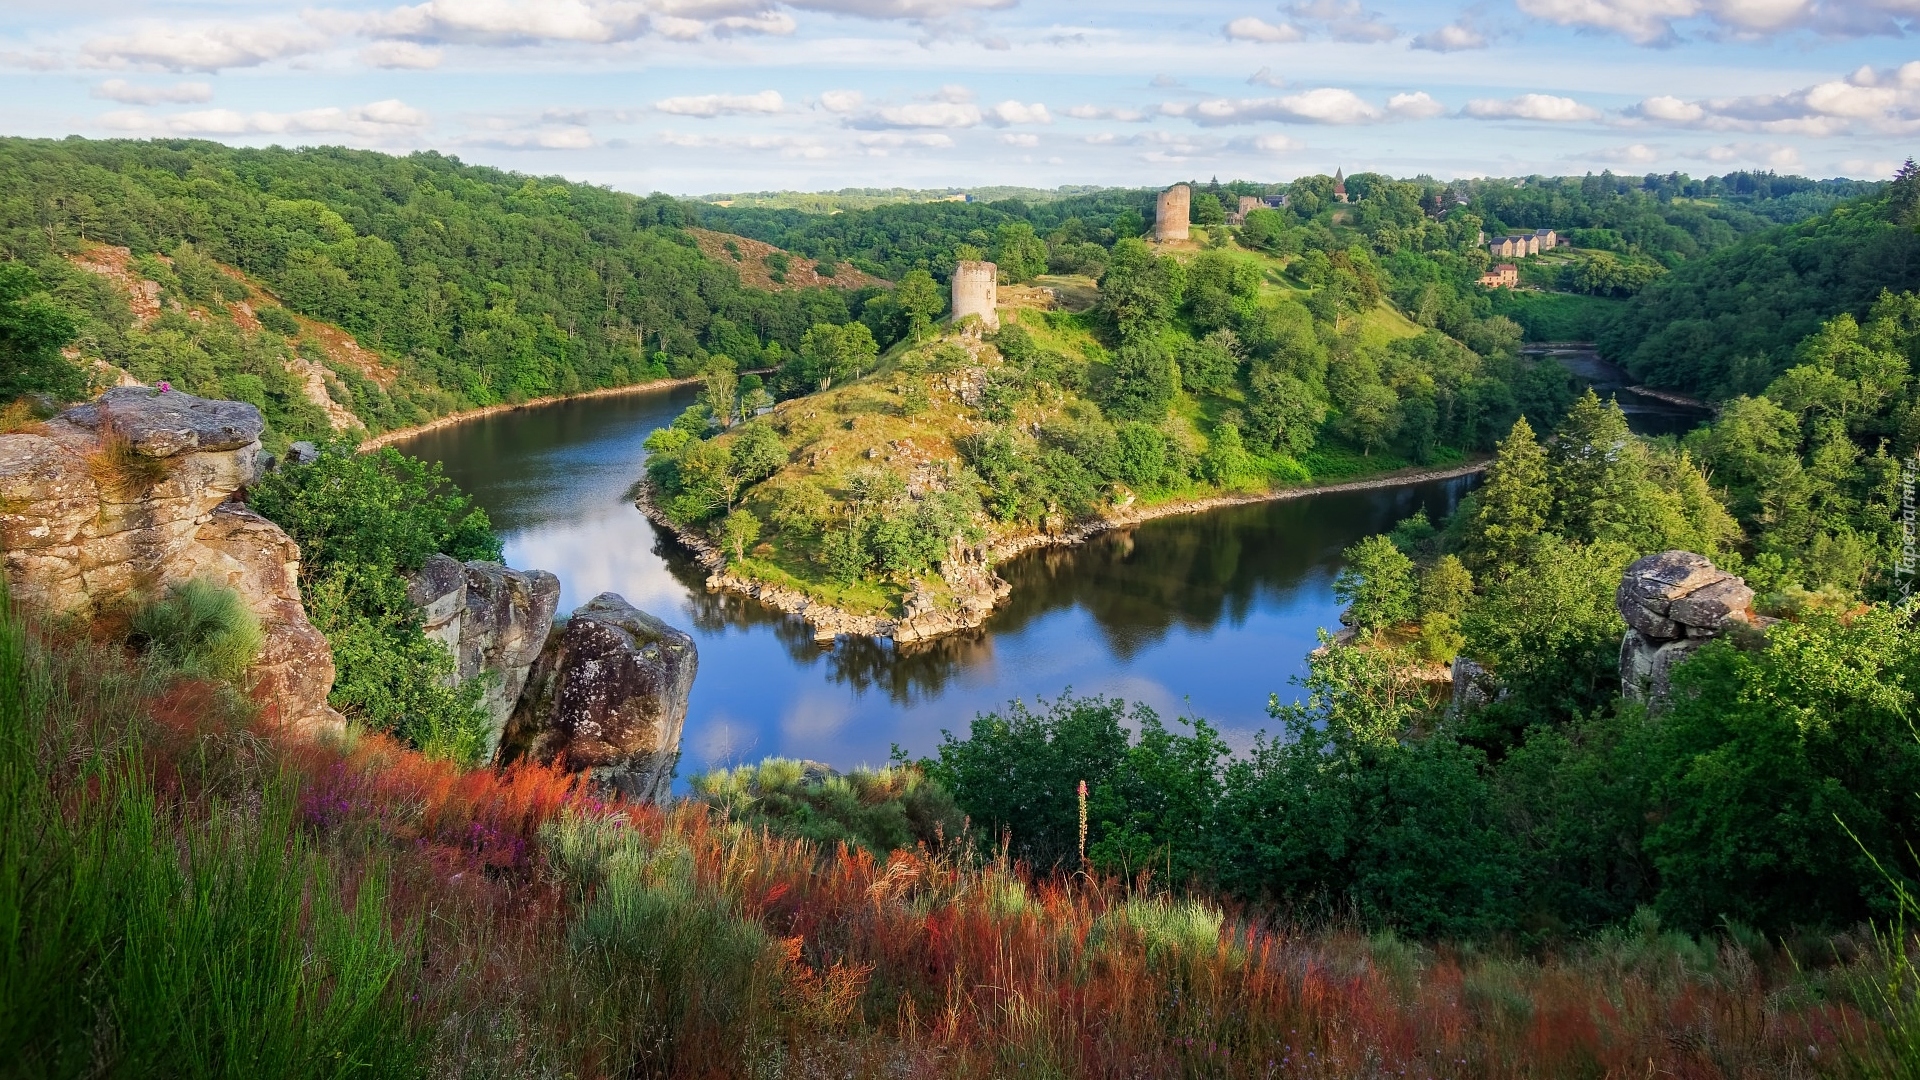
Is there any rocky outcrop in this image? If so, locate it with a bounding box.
[502,593,697,802]
[407,553,561,761]
[1618,551,1755,709]
[0,387,338,729]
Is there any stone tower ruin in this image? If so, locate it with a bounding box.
[951,260,999,330]
[1154,184,1191,242]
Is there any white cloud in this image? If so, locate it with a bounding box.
[1285,0,1398,41]
[1224,16,1304,42]
[1181,87,1386,126]
[818,89,865,113]
[1001,132,1039,146]
[360,41,443,68]
[1513,0,1919,43]
[788,0,1016,17]
[101,98,430,140]
[1386,91,1445,118]
[1584,142,1663,163]
[91,79,212,105]
[463,125,597,149]
[1627,62,1920,135]
[368,0,793,46]
[1411,21,1488,50]
[933,84,975,103]
[1247,67,1286,88]
[855,101,983,128]
[856,132,954,147]
[1244,132,1306,151]
[1695,140,1803,168]
[655,90,785,117]
[988,100,1051,125]
[661,130,833,158]
[1463,93,1603,121]
[1065,104,1147,122]
[81,21,329,71]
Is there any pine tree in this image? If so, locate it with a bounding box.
[1462,416,1551,575]
[1549,389,1644,545]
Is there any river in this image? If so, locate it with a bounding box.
[390,352,1702,784]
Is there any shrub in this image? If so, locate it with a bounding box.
[131,577,264,683]
[691,759,966,853]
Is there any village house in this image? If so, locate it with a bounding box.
[1479,263,1519,289]
[1488,228,1560,259]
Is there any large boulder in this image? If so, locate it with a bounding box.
[1617,551,1756,708]
[407,553,561,761]
[0,387,339,731]
[501,593,697,803]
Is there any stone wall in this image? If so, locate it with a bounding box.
[0,388,338,729]
[951,260,999,330]
[1155,185,1191,242]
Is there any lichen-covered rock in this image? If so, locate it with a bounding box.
[1617,551,1757,709]
[63,385,263,456]
[406,553,561,761]
[502,593,696,802]
[0,388,338,731]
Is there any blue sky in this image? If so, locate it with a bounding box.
[2,0,1915,194]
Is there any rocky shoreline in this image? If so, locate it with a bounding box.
[638,459,1488,647]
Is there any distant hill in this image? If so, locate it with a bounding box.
[694,185,1118,213]
[0,138,873,442]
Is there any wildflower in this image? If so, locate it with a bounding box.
[156,380,172,393]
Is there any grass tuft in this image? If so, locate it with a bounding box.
[131,576,264,683]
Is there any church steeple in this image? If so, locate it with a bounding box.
[1333,167,1348,203]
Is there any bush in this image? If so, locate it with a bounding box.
[131,577,263,683]
[691,759,966,853]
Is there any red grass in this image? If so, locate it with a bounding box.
[111,689,1887,1079]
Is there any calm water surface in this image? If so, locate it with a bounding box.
[395,386,1473,784]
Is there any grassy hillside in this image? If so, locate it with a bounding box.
[0,138,874,441]
[648,221,1576,616]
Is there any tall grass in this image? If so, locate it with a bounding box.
[0,581,418,1078]
[131,576,264,683]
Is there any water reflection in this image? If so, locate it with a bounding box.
[395,386,1469,781]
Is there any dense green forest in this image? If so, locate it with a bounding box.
[1602,163,1920,398]
[0,138,869,439]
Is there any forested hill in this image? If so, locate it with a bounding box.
[0,138,869,441]
[1601,166,1920,399]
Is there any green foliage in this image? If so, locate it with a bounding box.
[990,222,1049,283]
[691,759,965,854]
[249,446,500,575]
[720,508,761,563]
[1418,554,1474,619]
[131,577,264,683]
[1646,607,1920,933]
[1097,238,1184,338]
[1099,337,1177,421]
[249,447,501,763]
[0,262,81,400]
[782,321,879,395]
[926,693,1226,883]
[1335,535,1417,632]
[1459,417,1552,574]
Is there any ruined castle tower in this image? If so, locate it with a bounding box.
[1154,184,1191,242]
[951,260,999,330]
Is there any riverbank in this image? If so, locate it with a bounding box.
[639,459,1489,647]
[360,374,709,451]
